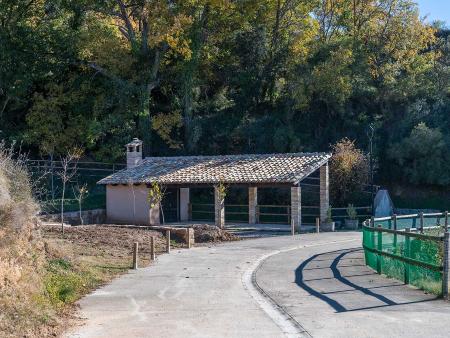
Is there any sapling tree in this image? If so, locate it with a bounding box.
[346,204,358,220]
[215,181,227,229]
[216,181,228,201]
[326,206,333,224]
[73,183,88,225]
[57,148,82,233]
[147,182,166,224]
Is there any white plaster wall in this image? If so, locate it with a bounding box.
[106,185,151,225]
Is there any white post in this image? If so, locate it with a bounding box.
[214,186,225,229]
[320,163,330,223]
[291,186,301,233]
[180,188,190,222]
[249,186,258,224]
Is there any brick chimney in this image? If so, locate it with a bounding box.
[126,138,143,169]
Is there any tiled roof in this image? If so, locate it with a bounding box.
[97,153,331,185]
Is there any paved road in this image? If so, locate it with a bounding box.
[67,232,450,338]
[256,244,450,338]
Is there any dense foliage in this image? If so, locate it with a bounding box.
[1,0,449,188]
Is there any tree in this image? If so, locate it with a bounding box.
[57,148,82,233]
[1,0,449,201]
[81,0,193,152]
[388,123,450,185]
[73,183,89,225]
[330,138,369,206]
[147,182,166,224]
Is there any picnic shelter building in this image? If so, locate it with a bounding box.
[98,138,331,231]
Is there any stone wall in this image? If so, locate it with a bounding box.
[42,209,106,226]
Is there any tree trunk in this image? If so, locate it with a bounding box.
[160,204,165,225]
[79,200,83,225]
[61,181,65,234]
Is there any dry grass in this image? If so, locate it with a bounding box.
[0,143,176,337]
[0,143,48,337]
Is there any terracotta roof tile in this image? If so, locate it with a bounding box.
[97,153,331,185]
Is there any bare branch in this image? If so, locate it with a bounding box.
[116,0,136,43]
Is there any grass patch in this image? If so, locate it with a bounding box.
[44,258,100,307]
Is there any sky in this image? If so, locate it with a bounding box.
[417,0,450,25]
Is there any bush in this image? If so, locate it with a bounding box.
[330,138,369,206]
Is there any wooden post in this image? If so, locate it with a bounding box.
[443,232,450,300]
[150,236,156,261]
[419,212,424,233]
[132,242,139,269]
[166,230,171,253]
[444,211,449,232]
[186,228,192,249]
[377,225,382,274]
[316,217,320,234]
[404,228,411,285]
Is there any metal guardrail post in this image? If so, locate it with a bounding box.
[443,232,449,300]
[377,225,382,274]
[132,242,139,269]
[404,228,411,284]
[393,214,397,247]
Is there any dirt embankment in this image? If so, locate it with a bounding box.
[0,145,238,337]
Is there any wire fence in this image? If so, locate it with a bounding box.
[26,159,125,213]
[189,203,372,225]
[363,212,449,297]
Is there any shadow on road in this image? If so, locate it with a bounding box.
[295,248,439,313]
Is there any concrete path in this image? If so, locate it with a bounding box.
[256,244,450,338]
[67,232,450,338]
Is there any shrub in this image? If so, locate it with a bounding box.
[330,138,369,206]
[346,204,357,220]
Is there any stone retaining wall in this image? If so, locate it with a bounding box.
[41,209,106,226]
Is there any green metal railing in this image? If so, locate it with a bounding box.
[362,212,450,297]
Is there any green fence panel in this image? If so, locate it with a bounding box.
[363,225,444,295]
